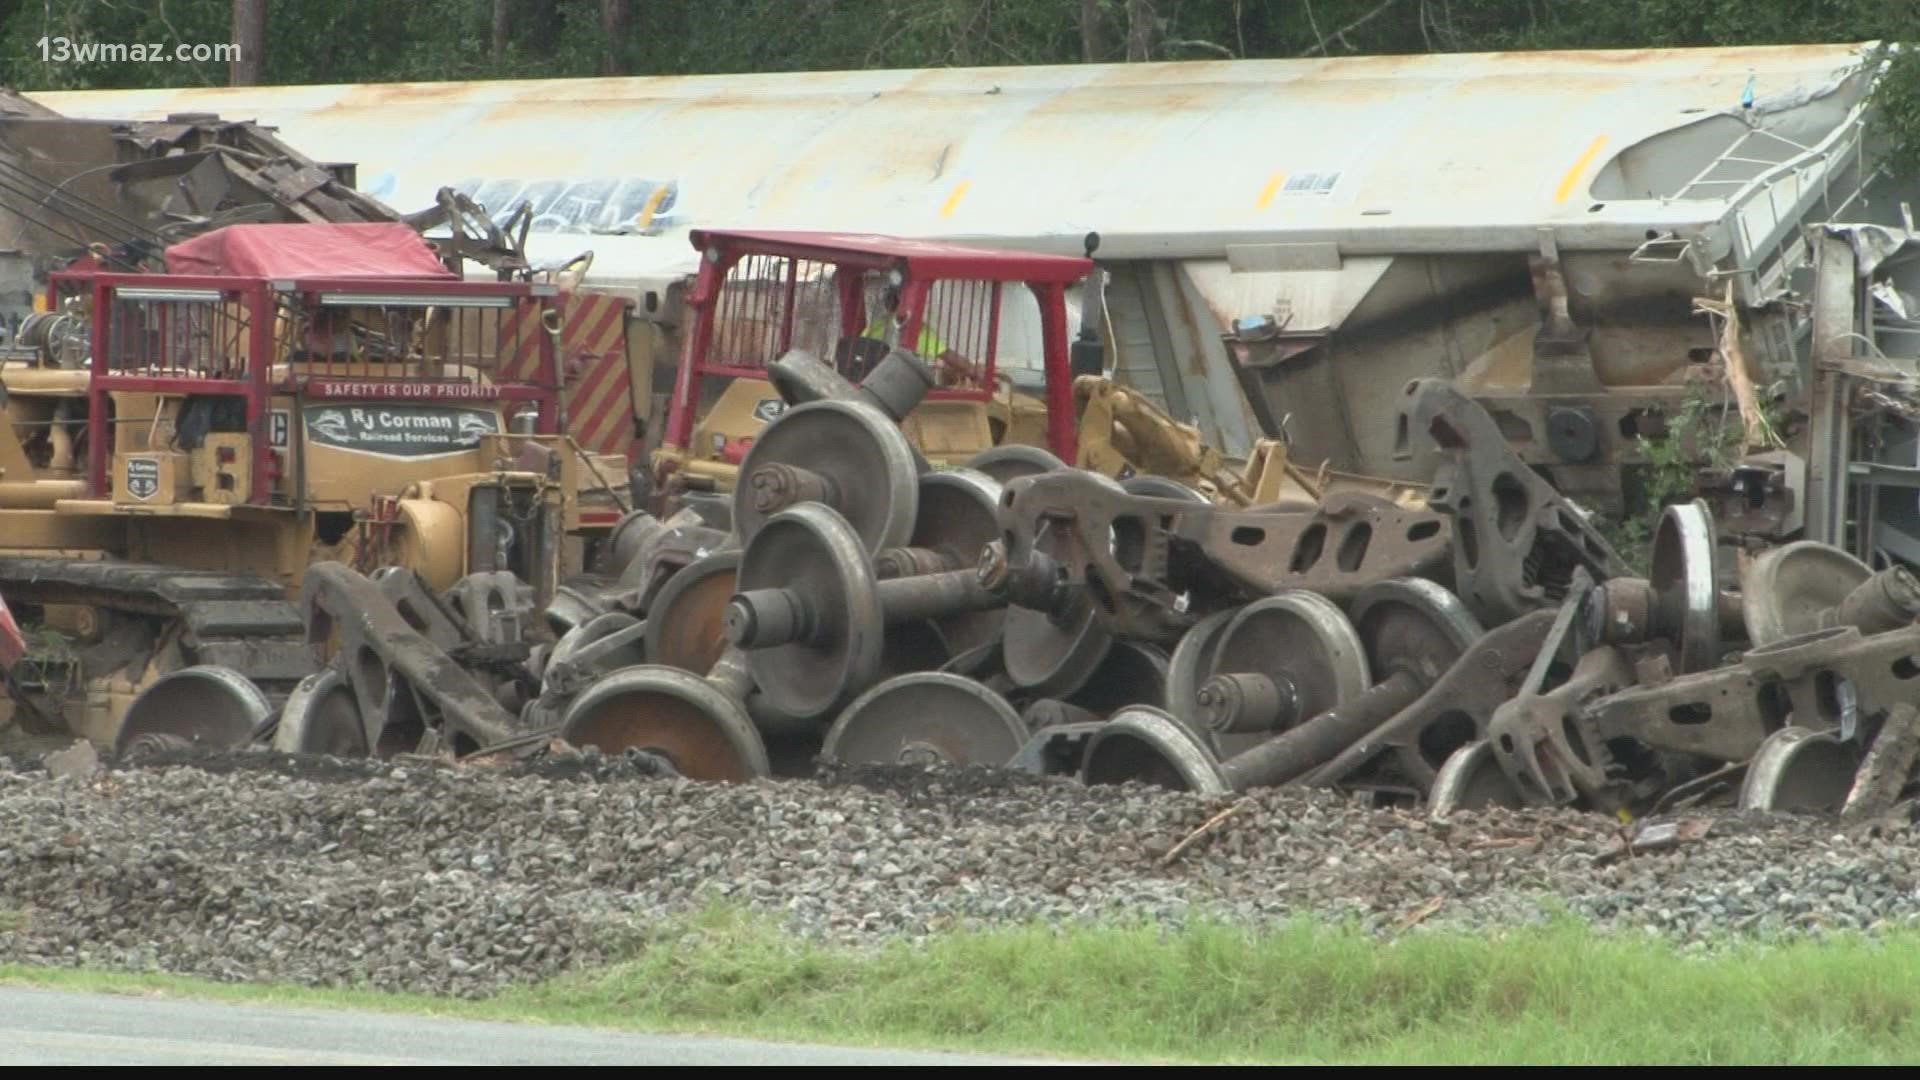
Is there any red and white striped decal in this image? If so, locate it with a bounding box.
[495,289,636,457]
[555,291,637,458]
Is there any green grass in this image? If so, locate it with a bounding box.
[7,907,1920,1063]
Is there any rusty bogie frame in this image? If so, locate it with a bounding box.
[301,562,535,757]
[1396,378,1629,626]
[1486,535,1920,813]
[984,467,1455,645]
[1492,620,1914,813]
[1302,608,1560,797]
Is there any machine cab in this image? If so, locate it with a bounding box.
[652,229,1090,495]
[14,223,628,594]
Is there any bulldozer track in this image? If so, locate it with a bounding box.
[0,557,318,690]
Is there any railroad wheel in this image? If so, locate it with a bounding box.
[1350,579,1481,693]
[1163,607,1239,725]
[1427,739,1522,817]
[1067,639,1169,718]
[901,468,1006,654]
[116,665,274,759]
[823,672,1026,768]
[1080,705,1229,794]
[559,666,770,782]
[644,550,739,675]
[1649,500,1723,671]
[1204,591,1371,733]
[734,502,885,719]
[273,668,370,757]
[964,444,1066,485]
[732,399,919,554]
[1738,725,1858,813]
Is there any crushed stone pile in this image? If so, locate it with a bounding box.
[2,747,1916,998]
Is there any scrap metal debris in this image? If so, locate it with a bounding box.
[1594,817,1713,865]
[29,357,1920,835]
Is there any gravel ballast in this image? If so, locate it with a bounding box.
[2,747,1917,998]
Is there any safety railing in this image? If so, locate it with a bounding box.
[85,275,274,504]
[1719,111,1871,305]
[913,278,1003,398]
[703,253,839,378]
[82,274,561,505]
[284,278,558,414]
[688,252,1007,396]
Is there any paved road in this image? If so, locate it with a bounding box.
[0,986,1086,1065]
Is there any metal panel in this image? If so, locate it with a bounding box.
[554,290,638,456]
[1102,262,1175,411]
[1149,262,1215,438]
[1806,233,1858,545]
[1180,257,1392,336]
[1168,265,1258,457]
[1092,260,1260,456]
[26,43,1888,284]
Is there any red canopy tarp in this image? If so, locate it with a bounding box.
[164,222,456,280]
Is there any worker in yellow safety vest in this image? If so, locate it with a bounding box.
[859,284,975,385]
[860,286,947,356]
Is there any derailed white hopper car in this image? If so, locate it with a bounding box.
[32,41,1920,531]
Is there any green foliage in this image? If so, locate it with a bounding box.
[14,907,1920,1062]
[20,621,73,655]
[0,0,231,90]
[1641,387,1742,510]
[1869,43,1920,175]
[1596,377,1787,573]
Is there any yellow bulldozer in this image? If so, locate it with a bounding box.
[0,222,628,747]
